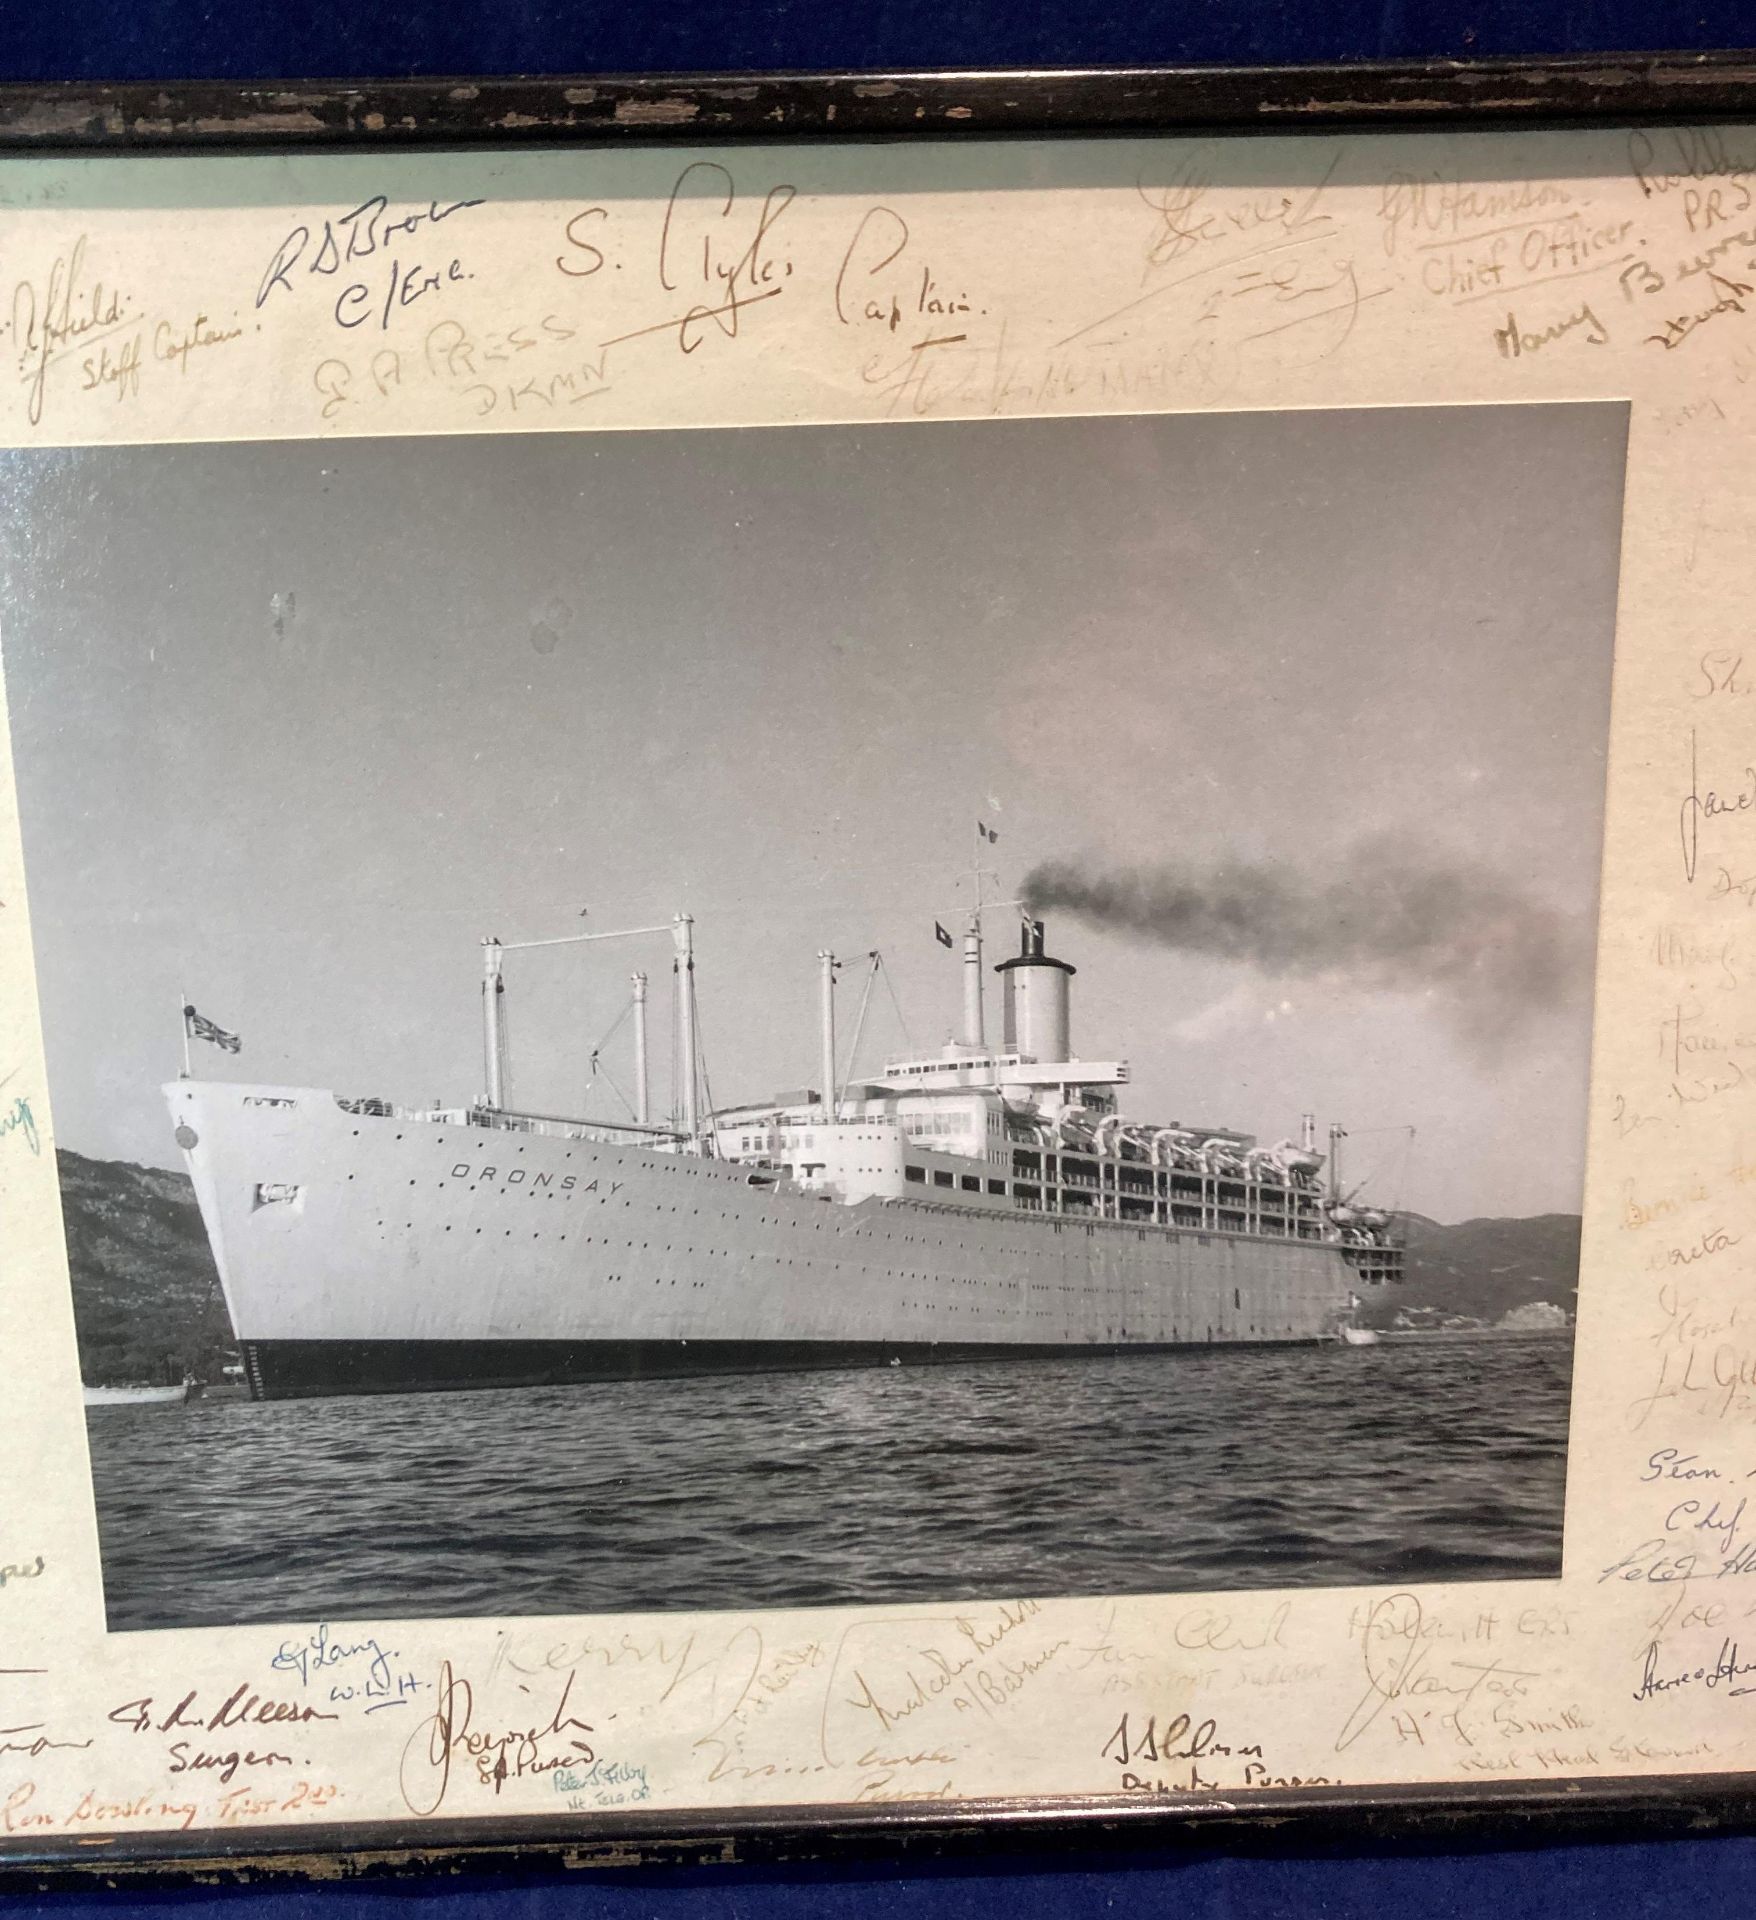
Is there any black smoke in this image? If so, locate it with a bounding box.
[1023,839,1589,1059]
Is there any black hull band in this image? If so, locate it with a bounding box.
[241,1335,1323,1400]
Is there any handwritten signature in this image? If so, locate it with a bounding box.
[1139,147,1337,271]
[271,1623,426,1713]
[256,195,484,330]
[637,161,794,354]
[1334,1593,1538,1752]
[8,234,134,425]
[1680,729,1756,883]
[0,1666,89,1763]
[1633,1636,1756,1700]
[399,1661,594,1815]
[0,1087,39,1155]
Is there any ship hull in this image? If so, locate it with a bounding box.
[169,1081,1361,1402]
[241,1333,1318,1399]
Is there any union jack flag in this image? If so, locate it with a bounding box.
[184,1005,241,1054]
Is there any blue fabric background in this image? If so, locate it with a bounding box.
[12,1832,1756,1916]
[0,2,1750,81]
[3,1,1753,1910]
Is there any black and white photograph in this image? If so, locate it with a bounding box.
[0,401,1624,1630]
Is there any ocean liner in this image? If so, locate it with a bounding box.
[166,905,1405,1400]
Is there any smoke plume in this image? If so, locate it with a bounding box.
[1023,839,1590,1060]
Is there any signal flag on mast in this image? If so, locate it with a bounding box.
[977,820,999,842]
[934,922,954,948]
[184,1005,242,1053]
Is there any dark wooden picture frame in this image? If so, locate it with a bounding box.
[2,50,1754,1885]
[1,51,1755,152]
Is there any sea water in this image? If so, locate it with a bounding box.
[86,1333,1572,1631]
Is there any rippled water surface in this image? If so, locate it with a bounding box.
[87,1334,1572,1630]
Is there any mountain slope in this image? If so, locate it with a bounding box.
[1363,1211,1581,1328]
[56,1148,235,1385]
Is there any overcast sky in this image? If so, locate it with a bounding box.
[0,402,1625,1221]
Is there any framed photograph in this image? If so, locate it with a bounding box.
[3,54,1756,1879]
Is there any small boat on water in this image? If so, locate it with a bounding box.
[1340,1325,1381,1347]
[82,1379,191,1407]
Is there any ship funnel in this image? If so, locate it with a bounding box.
[996,917,1075,1062]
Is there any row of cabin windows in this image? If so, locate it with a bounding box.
[890,1058,1024,1078]
[738,1131,869,1153]
[739,1119,987,1151]
[904,1166,1007,1196]
[734,1127,893,1148]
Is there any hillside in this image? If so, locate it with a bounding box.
[1360,1211,1581,1330]
[56,1148,236,1386]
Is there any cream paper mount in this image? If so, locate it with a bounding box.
[1,61,1756,1876]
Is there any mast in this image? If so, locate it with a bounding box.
[631,971,650,1126]
[1328,1122,1345,1205]
[964,818,986,1049]
[819,950,838,1118]
[481,939,505,1109]
[962,916,985,1051]
[486,919,673,1125]
[673,914,699,1143]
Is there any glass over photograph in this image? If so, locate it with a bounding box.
[0,401,1625,1628]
